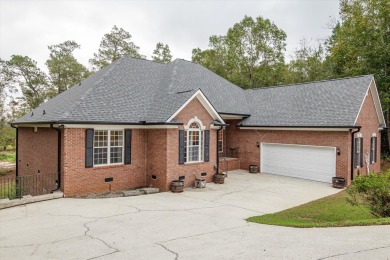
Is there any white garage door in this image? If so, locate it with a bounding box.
[261,143,336,183]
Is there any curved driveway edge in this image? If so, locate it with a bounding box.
[1,170,389,259]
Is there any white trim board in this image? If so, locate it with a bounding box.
[239,127,353,131]
[353,78,386,127]
[62,124,179,129]
[166,89,225,124]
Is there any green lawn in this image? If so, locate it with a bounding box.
[247,190,390,228]
[0,151,16,163]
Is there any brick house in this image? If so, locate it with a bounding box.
[12,56,386,197]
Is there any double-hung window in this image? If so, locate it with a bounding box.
[185,122,203,163]
[93,130,124,165]
[218,130,223,153]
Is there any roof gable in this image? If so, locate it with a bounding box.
[167,89,225,124]
[353,78,386,127]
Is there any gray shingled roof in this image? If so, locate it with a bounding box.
[14,56,249,124]
[14,56,373,127]
[240,75,373,127]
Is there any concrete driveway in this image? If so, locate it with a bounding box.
[0,170,389,259]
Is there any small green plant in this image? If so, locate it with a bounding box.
[347,171,390,218]
[0,151,16,163]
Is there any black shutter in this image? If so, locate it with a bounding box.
[354,138,359,168]
[204,130,210,162]
[85,129,94,168]
[124,129,132,164]
[360,138,364,167]
[370,137,374,163]
[179,130,185,164]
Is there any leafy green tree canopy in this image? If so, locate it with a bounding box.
[46,40,90,95]
[192,15,287,89]
[152,42,172,63]
[3,55,50,111]
[286,39,331,84]
[89,25,143,70]
[327,0,390,148]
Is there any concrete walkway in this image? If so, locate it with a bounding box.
[0,170,389,259]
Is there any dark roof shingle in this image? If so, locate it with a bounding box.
[14,56,373,128]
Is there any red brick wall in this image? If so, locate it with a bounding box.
[146,129,167,189]
[18,127,58,176]
[163,98,217,191]
[354,88,381,176]
[219,158,240,172]
[62,128,146,197]
[226,120,352,182]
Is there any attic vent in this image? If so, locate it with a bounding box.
[176,89,194,94]
[43,110,46,115]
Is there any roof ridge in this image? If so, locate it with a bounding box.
[60,58,123,120]
[246,74,374,91]
[123,55,169,65]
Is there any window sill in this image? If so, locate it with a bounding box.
[184,161,207,165]
[92,164,125,170]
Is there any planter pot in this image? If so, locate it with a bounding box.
[249,164,258,174]
[170,180,184,193]
[332,177,346,189]
[194,178,206,188]
[214,174,225,184]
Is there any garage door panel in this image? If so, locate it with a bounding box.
[261,143,336,183]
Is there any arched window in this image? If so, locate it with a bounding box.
[184,119,204,162]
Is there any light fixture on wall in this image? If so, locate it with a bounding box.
[256,141,260,148]
[337,148,341,156]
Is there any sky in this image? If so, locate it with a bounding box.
[0,0,340,72]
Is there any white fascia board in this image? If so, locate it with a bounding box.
[62,124,178,129]
[14,124,52,128]
[369,79,386,126]
[238,127,352,131]
[353,78,386,126]
[166,89,225,124]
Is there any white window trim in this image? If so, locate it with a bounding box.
[184,117,204,163]
[93,129,124,167]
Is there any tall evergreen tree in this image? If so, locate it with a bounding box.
[152,42,172,63]
[46,40,90,95]
[3,55,51,111]
[90,25,143,70]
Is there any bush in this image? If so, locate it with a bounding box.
[347,171,390,217]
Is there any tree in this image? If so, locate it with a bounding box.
[3,55,51,111]
[326,0,390,149]
[286,39,332,84]
[46,40,90,95]
[192,16,287,89]
[0,59,6,122]
[89,25,143,70]
[152,42,172,63]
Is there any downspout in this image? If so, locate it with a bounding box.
[216,126,222,174]
[350,127,361,182]
[50,124,62,192]
[10,124,18,178]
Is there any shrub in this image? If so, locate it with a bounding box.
[347,171,390,217]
